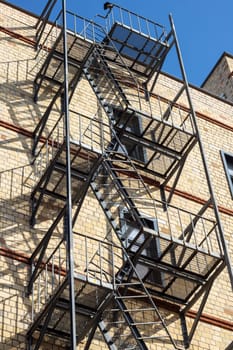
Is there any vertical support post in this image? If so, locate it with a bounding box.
[62,1,77,349]
[169,14,233,289]
[180,313,189,349]
[187,282,212,344]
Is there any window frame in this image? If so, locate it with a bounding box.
[119,208,164,287]
[220,150,233,199]
[113,108,148,164]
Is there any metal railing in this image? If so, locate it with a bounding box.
[94,158,223,258]
[0,164,38,200]
[36,7,107,52]
[30,230,124,318]
[31,237,67,317]
[101,3,168,43]
[32,111,112,177]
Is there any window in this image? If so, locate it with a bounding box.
[221,150,233,198]
[219,92,227,100]
[119,209,164,287]
[113,108,147,164]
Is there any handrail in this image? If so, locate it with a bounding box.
[95,124,222,256]
[32,111,111,172]
[100,3,167,42]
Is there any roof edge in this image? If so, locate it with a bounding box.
[0,0,39,19]
[162,71,233,107]
[201,52,233,88]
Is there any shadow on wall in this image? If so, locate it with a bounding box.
[0,165,67,348]
[0,54,62,162]
[0,280,30,349]
[0,58,43,166]
[0,58,53,118]
[0,166,34,347]
[0,164,52,253]
[0,278,63,349]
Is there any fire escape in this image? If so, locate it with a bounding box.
[26,1,233,349]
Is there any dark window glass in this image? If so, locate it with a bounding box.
[113,109,147,164]
[221,151,233,199]
[119,209,164,287]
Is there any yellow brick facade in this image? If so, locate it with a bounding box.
[0,1,232,350]
[201,53,233,102]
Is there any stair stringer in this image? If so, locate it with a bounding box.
[89,156,183,349]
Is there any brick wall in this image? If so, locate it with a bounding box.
[202,53,233,102]
[0,1,232,349]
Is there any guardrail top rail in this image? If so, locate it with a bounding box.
[37,1,169,46]
[37,7,109,51]
[66,10,107,43]
[101,3,168,43]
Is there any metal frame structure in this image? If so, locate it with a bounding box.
[27,1,233,349]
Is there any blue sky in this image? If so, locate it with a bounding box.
[7,0,233,86]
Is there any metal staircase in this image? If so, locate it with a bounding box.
[30,112,104,225]
[26,1,233,350]
[100,283,177,350]
[82,37,197,188]
[81,228,181,350]
[90,149,225,303]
